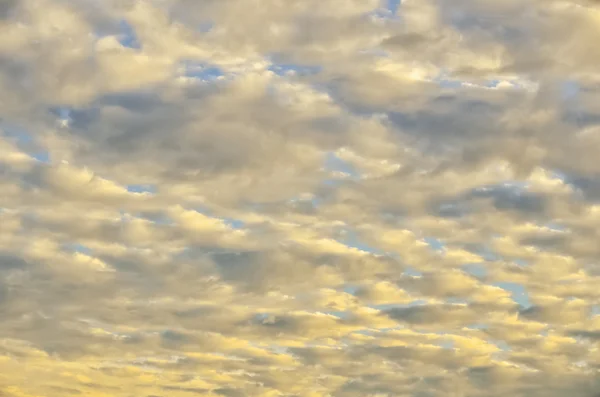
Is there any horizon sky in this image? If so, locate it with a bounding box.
[2,0,600,396]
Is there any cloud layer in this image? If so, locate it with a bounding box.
[2,0,600,396]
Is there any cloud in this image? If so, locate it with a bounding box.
[1,0,600,395]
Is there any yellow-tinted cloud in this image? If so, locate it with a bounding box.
[1,0,600,395]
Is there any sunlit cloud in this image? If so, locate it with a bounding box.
[1,0,600,396]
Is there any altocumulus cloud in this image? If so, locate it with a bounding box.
[1,0,600,396]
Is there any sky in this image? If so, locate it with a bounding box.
[1,0,600,396]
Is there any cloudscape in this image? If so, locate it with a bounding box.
[2,0,600,396]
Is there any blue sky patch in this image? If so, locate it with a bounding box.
[493,282,531,308]
[466,323,489,330]
[118,20,141,49]
[561,80,580,100]
[543,222,567,232]
[471,180,529,197]
[1,122,51,163]
[513,258,529,267]
[370,0,402,20]
[489,339,511,351]
[268,63,322,77]
[198,21,214,33]
[185,206,245,229]
[386,0,402,15]
[437,339,455,350]
[48,107,72,122]
[437,78,464,89]
[324,152,359,177]
[321,151,361,187]
[222,218,245,229]
[423,237,445,252]
[337,228,386,255]
[126,184,156,194]
[31,151,50,163]
[403,267,423,277]
[64,243,93,255]
[461,263,488,278]
[471,244,501,262]
[342,284,359,295]
[322,310,350,320]
[181,61,224,81]
[484,79,501,88]
[370,299,428,311]
[139,212,172,225]
[1,122,33,143]
[445,297,469,305]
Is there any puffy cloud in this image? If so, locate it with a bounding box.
[1,0,599,395]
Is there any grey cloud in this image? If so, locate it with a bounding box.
[568,330,600,340]
[519,302,590,324]
[0,252,28,270]
[384,303,478,326]
[0,0,17,19]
